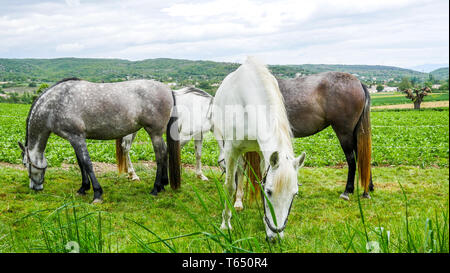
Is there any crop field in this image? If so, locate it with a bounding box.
[0,102,448,253]
[370,91,449,106]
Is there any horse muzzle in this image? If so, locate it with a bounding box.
[29,179,44,191]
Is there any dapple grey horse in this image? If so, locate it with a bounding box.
[18,78,181,203]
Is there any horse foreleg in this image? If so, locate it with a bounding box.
[148,131,168,195]
[221,150,238,230]
[75,152,90,195]
[194,139,208,181]
[234,160,245,211]
[70,138,103,203]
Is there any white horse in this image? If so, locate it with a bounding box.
[212,57,306,241]
[116,87,225,181]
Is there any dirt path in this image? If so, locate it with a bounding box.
[372,100,449,109]
[0,161,221,174]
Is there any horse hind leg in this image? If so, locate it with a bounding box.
[194,138,208,181]
[147,130,168,195]
[122,134,140,181]
[335,131,356,201]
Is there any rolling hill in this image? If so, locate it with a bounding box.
[0,58,440,87]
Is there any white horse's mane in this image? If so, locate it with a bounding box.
[244,56,293,155]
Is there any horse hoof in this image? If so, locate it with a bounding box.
[130,176,140,181]
[362,193,371,199]
[234,204,243,211]
[339,193,350,201]
[76,190,86,196]
[92,198,103,204]
[150,189,158,196]
[197,174,209,181]
[220,223,232,230]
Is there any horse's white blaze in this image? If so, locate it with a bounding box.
[212,56,305,240]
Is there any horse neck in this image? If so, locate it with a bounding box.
[26,117,50,164]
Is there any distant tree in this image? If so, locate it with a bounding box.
[376,84,384,92]
[31,83,50,102]
[424,81,433,88]
[403,86,431,110]
[439,79,449,91]
[36,83,49,95]
[28,82,37,87]
[198,81,211,90]
[398,77,412,91]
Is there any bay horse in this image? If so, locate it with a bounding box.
[18,78,181,203]
[212,57,306,241]
[116,87,219,181]
[236,72,372,210]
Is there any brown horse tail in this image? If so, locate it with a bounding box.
[245,151,262,204]
[115,138,128,174]
[356,83,372,193]
[167,91,181,189]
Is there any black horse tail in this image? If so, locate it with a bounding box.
[167,91,181,189]
[115,138,128,174]
[355,83,372,194]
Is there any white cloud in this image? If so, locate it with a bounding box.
[56,43,85,52]
[0,0,447,67]
[65,0,81,7]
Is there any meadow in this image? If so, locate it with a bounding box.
[0,102,448,253]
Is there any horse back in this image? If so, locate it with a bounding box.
[36,79,173,140]
[278,72,366,137]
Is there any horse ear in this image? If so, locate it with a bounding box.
[18,141,25,152]
[293,152,306,169]
[269,151,279,169]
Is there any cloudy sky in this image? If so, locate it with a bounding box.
[0,0,448,68]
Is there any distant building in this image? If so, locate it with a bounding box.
[432,84,441,89]
[167,82,177,87]
[384,86,398,92]
[368,86,378,93]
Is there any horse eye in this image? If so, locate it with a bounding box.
[266,189,272,197]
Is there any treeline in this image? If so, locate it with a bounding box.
[0,58,448,100]
[2,57,446,84]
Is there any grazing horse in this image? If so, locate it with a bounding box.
[235,72,372,210]
[116,87,220,181]
[18,78,181,202]
[212,57,306,241]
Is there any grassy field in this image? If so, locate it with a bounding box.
[0,164,448,253]
[0,102,448,253]
[0,104,448,168]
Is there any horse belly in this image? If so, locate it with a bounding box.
[83,116,141,140]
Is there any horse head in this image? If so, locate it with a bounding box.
[18,141,47,191]
[262,151,305,241]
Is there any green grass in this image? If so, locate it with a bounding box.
[0,104,448,167]
[0,164,448,253]
[371,92,449,106]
